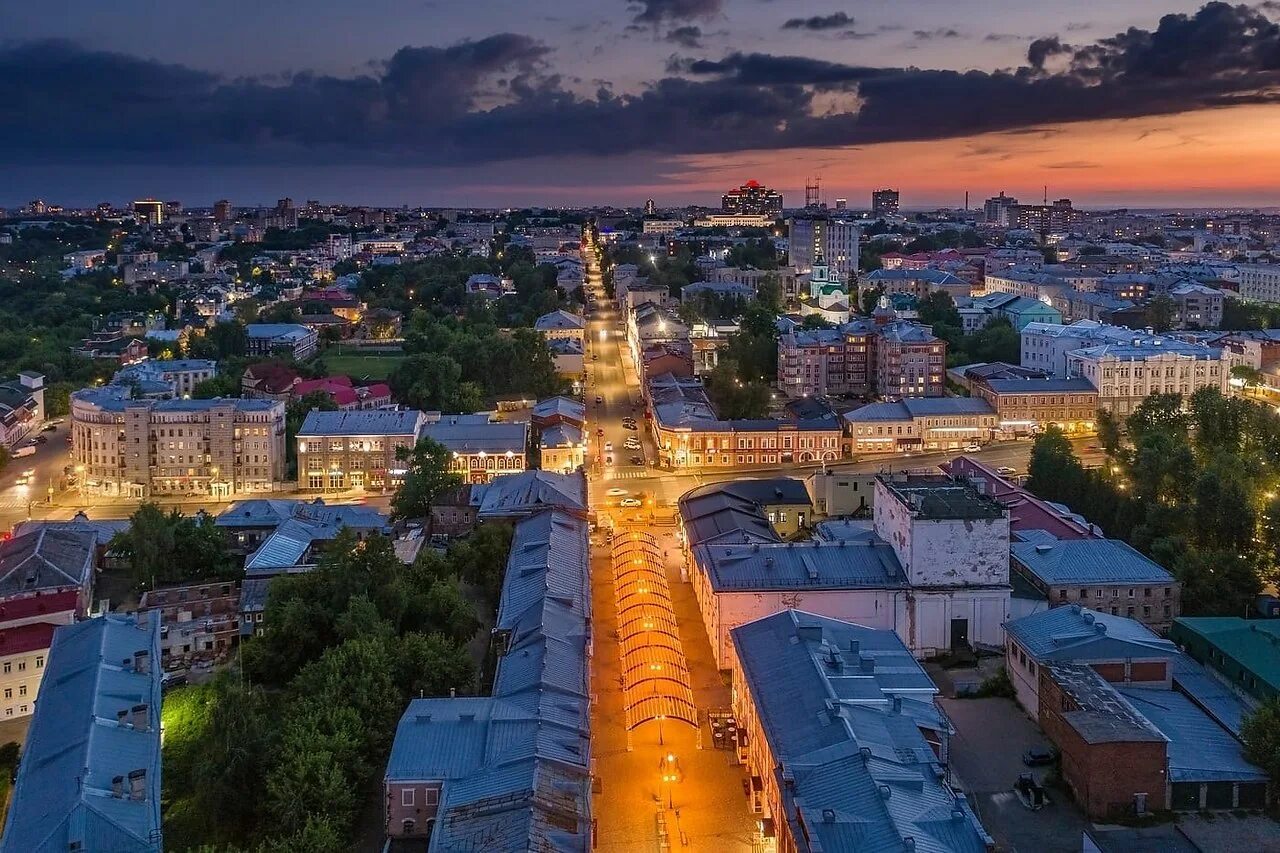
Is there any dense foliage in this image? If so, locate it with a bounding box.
[109,504,239,591]
[1026,389,1280,616]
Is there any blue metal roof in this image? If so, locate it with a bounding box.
[1118,686,1268,784]
[697,540,905,592]
[473,470,586,518]
[2,614,162,853]
[384,508,592,852]
[1011,538,1174,585]
[419,420,528,453]
[298,408,424,437]
[982,377,1096,393]
[242,504,389,571]
[731,610,991,853]
[1004,605,1177,662]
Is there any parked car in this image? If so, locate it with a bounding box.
[161,671,188,692]
[1022,746,1056,767]
[41,424,56,432]
[623,422,637,430]
[604,442,613,452]
[1013,773,1048,810]
[595,395,603,404]
[12,446,34,458]
[620,498,642,508]
[964,444,980,452]
[605,455,613,466]
[997,466,1017,476]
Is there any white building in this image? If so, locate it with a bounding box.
[1235,263,1280,303]
[1067,340,1230,415]
[641,219,684,234]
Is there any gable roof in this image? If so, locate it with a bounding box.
[2,614,162,853]
[1011,537,1173,585]
[0,528,95,598]
[1004,605,1177,662]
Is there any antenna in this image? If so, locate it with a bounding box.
[805,177,821,209]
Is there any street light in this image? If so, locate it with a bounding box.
[658,753,681,809]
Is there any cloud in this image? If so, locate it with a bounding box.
[4,3,1280,169]
[629,0,721,25]
[912,28,962,39]
[1043,160,1102,169]
[665,26,704,48]
[781,12,855,31]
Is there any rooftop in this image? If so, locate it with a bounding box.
[298,408,425,437]
[844,398,994,423]
[1011,537,1174,586]
[420,420,529,454]
[471,470,587,518]
[732,610,991,853]
[698,540,905,592]
[1118,685,1268,784]
[1046,663,1166,744]
[1,614,162,853]
[0,528,96,599]
[876,475,1006,520]
[1170,617,1280,694]
[1005,605,1177,662]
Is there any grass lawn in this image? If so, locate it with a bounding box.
[321,350,406,381]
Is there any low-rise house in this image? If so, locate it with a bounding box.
[0,372,44,450]
[240,362,301,400]
[533,309,586,342]
[863,267,972,301]
[296,409,426,492]
[139,580,240,664]
[74,334,148,364]
[1,613,162,853]
[1169,617,1280,704]
[382,509,591,849]
[547,336,585,377]
[968,374,1098,436]
[1011,536,1180,632]
[245,323,318,360]
[970,292,1063,330]
[419,417,529,484]
[463,273,514,299]
[292,375,392,410]
[730,610,993,853]
[470,470,587,519]
[217,497,388,556]
[844,397,997,453]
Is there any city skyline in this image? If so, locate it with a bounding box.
[4,1,1280,207]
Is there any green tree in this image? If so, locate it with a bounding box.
[394,631,476,697]
[1026,427,1087,505]
[1231,364,1264,398]
[1173,548,1261,617]
[917,291,962,328]
[1145,294,1177,332]
[392,437,463,520]
[447,522,514,612]
[1242,697,1280,785]
[1096,409,1123,459]
[860,285,885,316]
[705,359,771,420]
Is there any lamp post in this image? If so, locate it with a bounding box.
[658,752,681,809]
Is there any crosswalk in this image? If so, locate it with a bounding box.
[599,469,652,481]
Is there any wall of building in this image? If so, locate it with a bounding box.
[873,487,1010,588]
[384,780,443,839]
[0,647,48,719]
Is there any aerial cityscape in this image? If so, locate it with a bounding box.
[3,2,1280,852]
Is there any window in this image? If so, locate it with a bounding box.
[2,662,8,674]
[1058,589,1068,601]
[402,788,415,807]
[424,788,439,806]
[2,689,9,700]
[34,656,42,669]
[18,685,26,697]
[1143,606,1151,618]
[16,661,24,672]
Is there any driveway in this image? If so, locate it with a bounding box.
[942,697,1088,853]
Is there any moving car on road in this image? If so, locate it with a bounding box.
[606,488,628,497]
[965,443,980,452]
[629,455,644,465]
[620,498,642,508]
[604,442,613,452]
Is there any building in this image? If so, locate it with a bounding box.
[777,317,945,400]
[721,179,783,216]
[245,323,318,360]
[641,218,684,235]
[1169,282,1224,329]
[112,359,216,399]
[291,375,392,410]
[533,309,587,342]
[969,292,1063,330]
[213,199,233,222]
[870,188,900,217]
[788,215,860,282]
[139,581,239,664]
[864,267,970,301]
[679,478,814,540]
[982,192,1018,224]
[1234,263,1280,303]
[681,473,1012,666]
[215,497,389,556]
[70,387,286,498]
[797,255,851,324]
[1011,536,1180,632]
[693,213,775,229]
[131,198,165,226]
[1,613,162,853]
[804,470,878,518]
[844,397,997,453]
[296,408,426,492]
[1169,617,1280,704]
[538,420,586,473]
[1067,338,1230,415]
[240,362,301,401]
[0,372,45,450]
[967,374,1098,436]
[730,610,992,853]
[1004,605,1177,717]
[382,509,591,849]
[419,417,530,484]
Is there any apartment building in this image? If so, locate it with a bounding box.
[777,317,945,399]
[788,215,860,281]
[71,387,286,498]
[296,409,426,491]
[1235,263,1280,303]
[1067,339,1230,415]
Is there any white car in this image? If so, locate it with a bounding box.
[965,444,981,453]
[604,442,613,452]
[606,487,629,497]
[620,498,643,508]
[997,466,1017,476]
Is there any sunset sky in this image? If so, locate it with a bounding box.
[4,0,1280,208]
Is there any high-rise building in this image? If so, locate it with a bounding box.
[834,198,848,211]
[983,192,1018,225]
[213,199,233,222]
[788,215,860,281]
[132,198,165,226]
[721,180,783,217]
[165,200,183,216]
[274,197,298,228]
[644,198,656,216]
[871,189,900,217]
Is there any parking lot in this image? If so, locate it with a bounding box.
[941,697,1088,853]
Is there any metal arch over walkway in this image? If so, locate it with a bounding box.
[610,530,698,731]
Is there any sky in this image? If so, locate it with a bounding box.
[3,0,1280,209]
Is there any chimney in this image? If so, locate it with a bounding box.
[847,639,860,655]
[903,837,916,851]
[130,703,148,730]
[132,650,149,674]
[127,769,147,801]
[860,654,875,673]
[111,775,125,798]
[879,784,892,800]
[116,708,129,726]
[891,696,902,715]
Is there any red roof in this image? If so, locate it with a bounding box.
[293,376,391,408]
[943,457,1096,541]
[244,362,301,394]
[0,622,57,657]
[0,590,79,626]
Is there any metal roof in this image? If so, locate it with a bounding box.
[731,610,991,853]
[534,310,586,331]
[1170,617,1280,696]
[1011,538,1173,585]
[531,396,586,424]
[472,470,586,518]
[242,506,388,572]
[878,476,1007,520]
[844,398,994,423]
[420,420,528,453]
[982,377,1097,393]
[2,614,162,853]
[298,408,425,437]
[0,528,95,598]
[697,540,905,592]
[1120,686,1268,784]
[1004,605,1177,662]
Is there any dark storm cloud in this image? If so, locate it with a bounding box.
[665,26,704,48]
[629,0,722,25]
[4,3,1280,167]
[781,13,855,31]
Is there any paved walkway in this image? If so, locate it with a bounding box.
[590,526,761,853]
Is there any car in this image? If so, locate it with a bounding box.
[1022,746,1057,767]
[30,436,47,445]
[629,455,644,465]
[13,477,28,487]
[595,396,603,404]
[965,444,981,453]
[997,466,1017,476]
[605,455,613,466]
[161,671,188,692]
[619,498,643,508]
[624,442,641,452]
[41,424,56,432]
[623,422,637,430]
[606,487,629,497]
[12,446,34,458]
[22,469,33,478]
[604,442,613,452]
